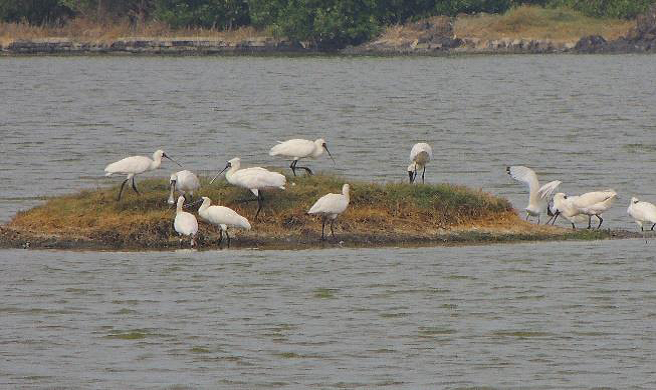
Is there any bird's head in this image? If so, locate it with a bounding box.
[316,139,335,164]
[342,183,350,195]
[210,158,238,184]
[631,196,639,204]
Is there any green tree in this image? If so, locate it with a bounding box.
[0,0,73,24]
[152,0,249,28]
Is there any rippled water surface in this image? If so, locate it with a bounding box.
[1,54,656,388]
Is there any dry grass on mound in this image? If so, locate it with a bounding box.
[9,174,513,242]
[0,18,266,47]
[455,5,634,42]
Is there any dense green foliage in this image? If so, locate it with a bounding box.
[1,0,652,48]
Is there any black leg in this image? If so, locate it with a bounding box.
[226,229,231,247]
[571,222,576,230]
[596,215,603,229]
[218,229,223,246]
[290,160,297,177]
[642,226,645,232]
[421,166,426,184]
[296,165,313,175]
[587,216,592,229]
[651,223,656,231]
[321,217,326,240]
[117,179,129,201]
[131,177,140,195]
[254,192,264,219]
[330,219,335,239]
[551,212,560,225]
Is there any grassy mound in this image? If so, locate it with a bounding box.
[454,5,633,41]
[4,173,537,249]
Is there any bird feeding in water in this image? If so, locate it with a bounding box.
[269,138,335,176]
[506,165,561,224]
[104,149,181,201]
[308,184,350,241]
[174,195,199,247]
[167,170,200,205]
[210,157,286,219]
[198,196,251,247]
[408,143,433,184]
[627,196,656,231]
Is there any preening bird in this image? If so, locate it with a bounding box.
[174,195,198,247]
[506,166,561,224]
[167,170,200,205]
[210,157,286,219]
[198,196,251,246]
[308,183,350,240]
[105,149,181,201]
[627,196,656,231]
[269,138,335,176]
[408,143,433,184]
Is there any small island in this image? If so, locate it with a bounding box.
[0,174,623,250]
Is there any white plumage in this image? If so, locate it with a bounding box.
[506,165,561,224]
[210,157,286,218]
[104,149,181,201]
[173,195,198,247]
[627,197,656,231]
[308,184,350,240]
[167,170,201,204]
[408,142,433,184]
[546,195,590,227]
[198,196,251,246]
[552,190,616,229]
[269,138,334,176]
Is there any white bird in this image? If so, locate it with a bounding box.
[506,166,561,224]
[547,194,591,228]
[308,183,350,240]
[198,196,251,246]
[104,149,181,201]
[408,142,433,184]
[174,195,198,247]
[167,170,201,205]
[269,138,335,176]
[210,157,286,218]
[552,190,616,229]
[627,196,656,231]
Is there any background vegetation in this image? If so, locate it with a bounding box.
[0,0,651,49]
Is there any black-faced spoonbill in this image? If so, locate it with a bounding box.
[174,195,199,247]
[547,193,592,228]
[506,166,561,224]
[104,149,181,201]
[308,184,350,241]
[627,197,656,231]
[408,143,433,183]
[167,170,201,205]
[552,191,616,229]
[269,138,335,176]
[198,196,251,247]
[210,157,286,219]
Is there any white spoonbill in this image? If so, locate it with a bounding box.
[269,138,335,176]
[210,157,286,218]
[198,196,251,246]
[408,143,433,184]
[167,170,201,204]
[174,195,198,247]
[506,166,561,224]
[571,190,617,229]
[546,194,592,228]
[308,184,350,240]
[105,149,181,201]
[627,197,656,231]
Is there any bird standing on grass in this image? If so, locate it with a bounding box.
[167,170,200,205]
[105,149,181,201]
[408,143,433,184]
[210,157,286,219]
[551,190,616,229]
[174,195,198,247]
[269,138,335,176]
[506,165,561,224]
[308,184,350,241]
[627,197,656,231]
[198,196,251,247]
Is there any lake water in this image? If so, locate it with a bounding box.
[1,54,655,388]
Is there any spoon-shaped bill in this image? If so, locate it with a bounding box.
[210,163,230,184]
[323,144,336,164]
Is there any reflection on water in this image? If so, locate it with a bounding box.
[2,241,655,388]
[1,54,656,388]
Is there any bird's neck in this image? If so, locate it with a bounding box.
[198,199,210,214]
[312,143,324,158]
[225,164,239,181]
[150,157,162,171]
[176,200,184,213]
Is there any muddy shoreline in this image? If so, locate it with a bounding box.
[0,224,643,251]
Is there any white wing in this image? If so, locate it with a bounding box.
[233,168,286,189]
[410,143,433,163]
[537,180,561,200]
[174,212,198,236]
[269,139,315,158]
[308,193,348,215]
[176,170,201,192]
[208,206,251,229]
[105,155,152,175]
[506,166,539,197]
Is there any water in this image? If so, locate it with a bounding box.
[1,54,656,388]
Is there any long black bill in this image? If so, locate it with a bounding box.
[408,170,415,183]
[163,153,182,167]
[210,163,230,184]
[324,145,336,164]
